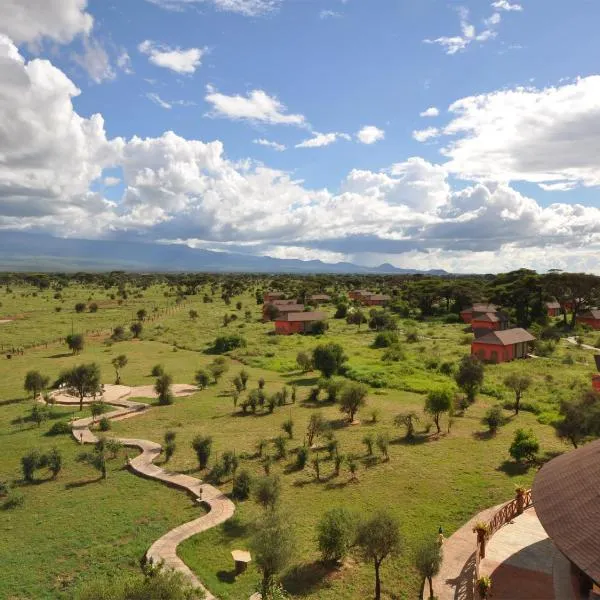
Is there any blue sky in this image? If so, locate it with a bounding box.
[2,0,600,272]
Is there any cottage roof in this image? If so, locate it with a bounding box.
[579,309,600,320]
[270,299,298,306]
[310,294,331,301]
[279,311,327,322]
[351,289,373,296]
[274,304,305,313]
[461,303,498,314]
[474,328,536,346]
[533,439,600,584]
[472,312,501,323]
[265,291,285,298]
[546,301,561,310]
[369,294,391,301]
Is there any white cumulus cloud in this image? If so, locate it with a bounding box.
[492,0,523,11]
[295,132,350,149]
[413,127,439,142]
[357,126,385,144]
[253,139,286,151]
[420,107,440,118]
[145,0,279,16]
[72,36,115,83]
[138,40,205,74]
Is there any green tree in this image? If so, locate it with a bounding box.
[77,439,108,479]
[232,469,252,500]
[415,537,443,600]
[362,433,375,455]
[394,411,420,441]
[317,507,355,564]
[455,355,484,404]
[282,418,294,439]
[356,511,403,600]
[136,308,147,321]
[66,333,84,354]
[111,354,128,385]
[296,351,312,372]
[312,343,347,378]
[254,475,281,510]
[482,405,505,434]
[164,431,176,462]
[306,412,327,446]
[208,357,228,383]
[239,369,250,390]
[251,511,294,600]
[339,382,368,422]
[63,363,102,411]
[509,428,539,463]
[30,403,50,428]
[24,371,49,400]
[503,374,532,415]
[376,432,390,461]
[155,373,174,405]
[191,435,212,469]
[554,391,600,448]
[46,447,63,479]
[130,321,143,338]
[194,369,211,390]
[21,450,42,482]
[75,302,86,313]
[425,388,453,434]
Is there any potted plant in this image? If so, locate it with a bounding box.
[476,575,492,599]
[473,522,489,558]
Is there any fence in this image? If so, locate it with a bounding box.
[474,489,533,595]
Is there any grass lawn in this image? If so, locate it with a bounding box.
[0,283,592,599]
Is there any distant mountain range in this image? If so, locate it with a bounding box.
[0,231,448,275]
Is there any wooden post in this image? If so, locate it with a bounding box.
[516,488,525,515]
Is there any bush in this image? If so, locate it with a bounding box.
[2,490,24,510]
[405,330,419,343]
[373,331,399,348]
[311,320,328,335]
[47,421,72,436]
[295,447,309,470]
[424,357,440,371]
[151,364,165,377]
[75,302,86,313]
[334,304,348,319]
[213,335,247,353]
[439,361,454,376]
[254,475,281,510]
[482,405,505,434]
[98,416,111,431]
[381,344,405,363]
[444,313,461,324]
[191,435,212,469]
[89,302,98,313]
[21,450,42,482]
[317,507,355,563]
[232,470,252,500]
[509,428,539,463]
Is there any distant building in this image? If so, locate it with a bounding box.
[546,300,562,318]
[263,303,305,321]
[460,303,499,324]
[274,311,327,335]
[309,294,331,304]
[349,290,373,302]
[364,294,391,307]
[533,438,600,598]
[577,309,600,330]
[263,291,285,303]
[593,375,600,393]
[471,311,510,338]
[471,328,536,363]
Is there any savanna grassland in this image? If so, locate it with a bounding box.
[0,274,597,600]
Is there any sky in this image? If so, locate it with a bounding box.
[1,0,600,273]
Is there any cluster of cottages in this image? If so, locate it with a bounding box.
[348,289,391,306]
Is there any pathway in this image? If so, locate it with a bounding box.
[61,384,235,599]
[564,336,599,352]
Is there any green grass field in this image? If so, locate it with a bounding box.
[0,282,593,599]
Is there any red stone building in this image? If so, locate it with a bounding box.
[274,311,327,335]
[460,303,499,324]
[576,309,600,330]
[471,328,536,363]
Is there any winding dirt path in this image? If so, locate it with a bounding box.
[59,384,235,599]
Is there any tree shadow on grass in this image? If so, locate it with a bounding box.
[47,352,74,359]
[390,433,435,446]
[281,561,333,595]
[497,460,531,476]
[220,515,249,539]
[216,570,236,584]
[361,456,380,469]
[65,477,103,489]
[285,375,318,387]
[472,430,496,441]
[0,397,27,407]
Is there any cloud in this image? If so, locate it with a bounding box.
[103,177,121,186]
[0,35,123,236]
[424,6,500,55]
[117,50,133,74]
[295,132,350,149]
[253,139,286,151]
[145,0,279,16]
[319,10,341,19]
[205,87,306,126]
[146,92,172,109]
[357,126,385,144]
[492,0,523,11]
[0,0,93,46]
[420,107,440,118]
[72,37,115,83]
[138,40,205,74]
[413,127,439,142]
[438,75,600,188]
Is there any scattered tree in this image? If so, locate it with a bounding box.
[317,507,355,564]
[415,537,443,600]
[376,432,390,461]
[425,388,453,434]
[503,373,532,415]
[191,435,212,469]
[282,418,294,439]
[164,431,176,463]
[455,355,484,404]
[394,411,420,441]
[363,433,375,455]
[24,371,49,400]
[509,428,539,463]
[233,469,252,500]
[306,412,327,446]
[208,357,228,383]
[312,343,347,378]
[130,321,143,338]
[194,369,211,390]
[155,373,174,405]
[63,363,102,410]
[254,475,281,510]
[339,382,368,422]
[75,302,86,313]
[296,351,312,372]
[66,333,85,354]
[111,354,128,385]
[482,405,505,434]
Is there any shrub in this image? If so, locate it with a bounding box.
[155,373,174,405]
[296,351,313,372]
[151,364,164,377]
[233,470,252,500]
[98,416,111,431]
[373,331,398,348]
[362,433,375,455]
[444,313,461,324]
[47,421,72,436]
[424,357,440,371]
[274,436,287,459]
[254,475,281,510]
[334,304,348,319]
[382,344,405,363]
[376,432,390,460]
[339,382,368,422]
[213,335,247,354]
[312,343,347,378]
[21,450,43,482]
[2,490,24,510]
[405,330,419,343]
[282,418,294,439]
[311,320,328,335]
[295,447,309,470]
[509,429,539,463]
[482,405,505,434]
[111,326,126,341]
[317,507,355,563]
[46,447,62,479]
[439,361,454,376]
[75,302,86,313]
[191,435,212,469]
[89,302,98,313]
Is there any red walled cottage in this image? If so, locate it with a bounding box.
[349,290,373,302]
[263,303,305,321]
[546,301,562,318]
[364,294,391,307]
[274,311,327,335]
[471,312,509,336]
[577,309,600,330]
[460,303,498,324]
[471,328,536,363]
[263,291,285,303]
[593,375,600,393]
[309,294,331,303]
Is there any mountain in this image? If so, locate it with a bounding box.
[0,232,448,275]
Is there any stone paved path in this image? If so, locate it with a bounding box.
[66,385,236,599]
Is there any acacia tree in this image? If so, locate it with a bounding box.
[111,354,128,385]
[356,511,403,600]
[425,388,452,434]
[63,363,102,411]
[555,391,600,448]
[306,412,327,446]
[312,343,347,378]
[394,411,420,441]
[503,374,531,415]
[455,355,484,404]
[66,333,84,355]
[195,369,211,390]
[155,373,174,405]
[317,507,355,564]
[24,371,49,400]
[339,382,368,423]
[415,537,443,600]
[250,510,294,599]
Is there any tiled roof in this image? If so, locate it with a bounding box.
[474,328,536,345]
[533,439,600,584]
[368,294,391,301]
[579,309,600,320]
[278,311,327,322]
